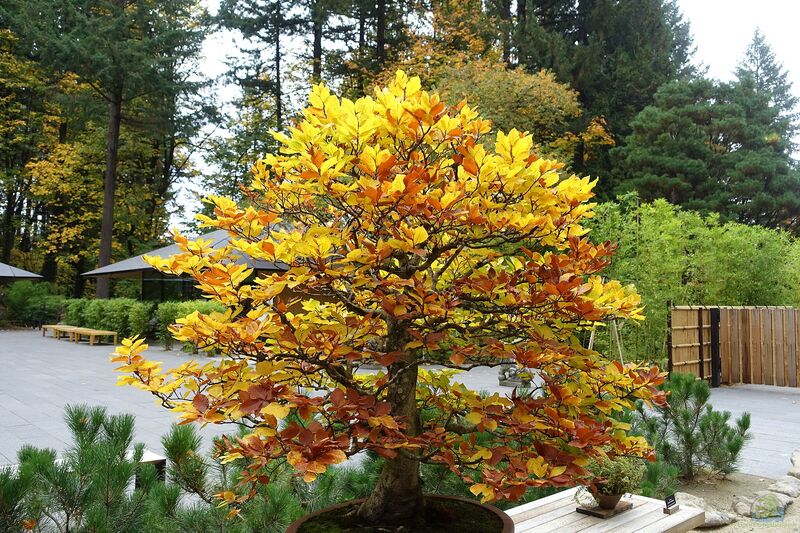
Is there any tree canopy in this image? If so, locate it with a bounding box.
[114,72,664,526]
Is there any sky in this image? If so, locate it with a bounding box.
[676,0,800,89]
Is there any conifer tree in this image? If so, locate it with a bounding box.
[3,0,208,296]
[726,29,800,229]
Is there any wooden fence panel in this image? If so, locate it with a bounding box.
[728,309,743,383]
[752,309,762,384]
[670,306,800,388]
[786,309,798,387]
[720,309,730,383]
[774,308,784,386]
[761,308,769,385]
[741,309,751,384]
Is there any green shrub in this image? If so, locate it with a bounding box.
[102,298,137,337]
[80,298,139,336]
[63,298,89,325]
[1,281,65,326]
[156,299,225,350]
[634,373,751,479]
[5,406,556,532]
[128,301,154,337]
[588,457,646,495]
[155,301,181,349]
[82,299,105,330]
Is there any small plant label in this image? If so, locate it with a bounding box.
[663,494,680,515]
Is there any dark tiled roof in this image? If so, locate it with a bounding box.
[82,230,287,278]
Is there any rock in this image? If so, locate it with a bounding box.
[767,475,800,498]
[732,496,753,517]
[790,449,800,479]
[574,488,596,508]
[676,492,738,528]
[751,492,789,519]
[753,490,794,508]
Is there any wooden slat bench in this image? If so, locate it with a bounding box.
[41,324,80,340]
[70,327,118,346]
[506,487,704,532]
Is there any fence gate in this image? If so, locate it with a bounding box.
[669,306,800,388]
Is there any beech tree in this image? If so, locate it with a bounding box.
[114,72,665,526]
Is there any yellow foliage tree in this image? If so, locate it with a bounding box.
[114,72,664,526]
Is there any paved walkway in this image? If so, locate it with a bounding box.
[0,330,796,479]
[0,330,504,464]
[707,383,800,479]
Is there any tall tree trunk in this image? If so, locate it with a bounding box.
[72,257,87,297]
[1,189,17,263]
[357,1,366,92]
[517,0,526,28]
[357,321,423,525]
[96,88,123,298]
[312,0,323,82]
[500,0,512,64]
[274,4,283,130]
[376,0,386,67]
[41,252,58,281]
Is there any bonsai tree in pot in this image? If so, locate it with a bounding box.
[113,71,665,530]
[587,457,647,509]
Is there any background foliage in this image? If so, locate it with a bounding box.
[588,195,800,363]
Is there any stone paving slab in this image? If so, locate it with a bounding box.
[704,384,800,479]
[0,330,797,479]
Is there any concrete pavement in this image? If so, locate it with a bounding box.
[0,330,796,479]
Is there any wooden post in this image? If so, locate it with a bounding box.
[667,303,673,376]
[710,307,721,387]
[697,308,704,381]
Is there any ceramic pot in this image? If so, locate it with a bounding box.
[285,495,515,533]
[596,493,623,510]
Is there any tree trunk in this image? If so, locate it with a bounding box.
[357,321,424,525]
[375,0,386,67]
[312,0,323,82]
[96,88,123,298]
[72,257,87,298]
[41,252,58,282]
[500,0,512,64]
[1,189,15,263]
[357,1,366,92]
[274,4,283,131]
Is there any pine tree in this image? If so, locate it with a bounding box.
[217,0,304,132]
[612,78,736,213]
[725,29,800,229]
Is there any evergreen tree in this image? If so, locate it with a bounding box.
[612,78,735,213]
[217,0,304,132]
[725,29,800,229]
[3,0,208,297]
[614,30,800,232]
[514,0,694,140]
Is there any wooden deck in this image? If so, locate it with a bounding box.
[506,487,704,532]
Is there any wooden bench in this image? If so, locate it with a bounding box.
[41,324,80,340]
[506,487,704,532]
[70,327,118,346]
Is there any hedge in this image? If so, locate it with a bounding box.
[1,281,65,326]
[52,297,222,349]
[156,300,225,349]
